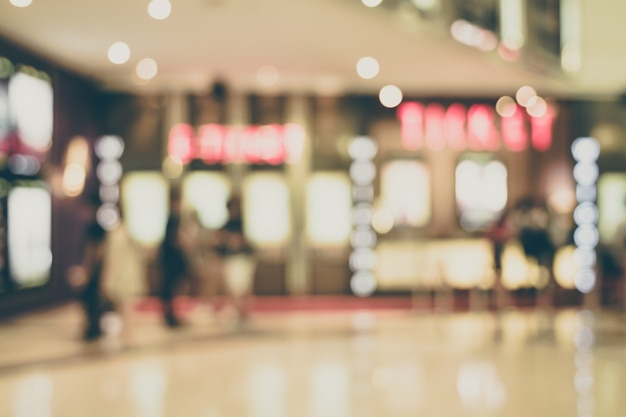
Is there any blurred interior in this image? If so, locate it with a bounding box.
[2,0,626,415]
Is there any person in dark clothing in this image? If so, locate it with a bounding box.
[68,204,111,342]
[158,188,189,328]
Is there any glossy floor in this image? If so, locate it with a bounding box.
[1,303,625,417]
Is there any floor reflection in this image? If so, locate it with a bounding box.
[1,307,625,417]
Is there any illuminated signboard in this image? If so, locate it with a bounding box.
[168,123,305,165]
[397,101,556,152]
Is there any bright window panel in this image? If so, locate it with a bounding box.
[182,172,231,229]
[8,71,53,152]
[0,81,10,141]
[380,160,431,227]
[122,172,168,246]
[8,183,51,287]
[456,155,507,230]
[597,173,626,244]
[306,172,352,245]
[243,172,291,246]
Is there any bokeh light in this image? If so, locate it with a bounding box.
[148,0,172,20]
[571,137,600,162]
[495,96,516,117]
[136,58,158,80]
[526,96,547,118]
[350,271,377,297]
[108,42,131,65]
[10,0,32,7]
[362,0,383,7]
[515,86,537,107]
[356,57,379,80]
[379,85,403,108]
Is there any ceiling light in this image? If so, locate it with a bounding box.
[10,0,32,7]
[495,96,516,117]
[526,96,547,118]
[136,58,158,80]
[108,42,131,65]
[148,0,172,20]
[515,85,536,107]
[362,0,383,7]
[379,85,403,108]
[356,57,379,80]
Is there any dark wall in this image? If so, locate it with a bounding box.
[0,36,106,318]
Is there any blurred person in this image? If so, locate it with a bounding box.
[485,209,515,275]
[213,195,256,322]
[101,209,147,344]
[514,197,556,268]
[157,187,193,328]
[484,209,515,309]
[67,197,114,342]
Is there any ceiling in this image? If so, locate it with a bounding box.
[0,0,623,99]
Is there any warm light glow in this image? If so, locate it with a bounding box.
[108,42,131,65]
[122,172,169,246]
[8,185,52,286]
[62,136,90,197]
[10,0,32,7]
[148,0,172,20]
[554,245,578,289]
[182,172,231,229]
[380,160,431,227]
[515,86,537,107]
[356,57,379,80]
[372,209,394,234]
[307,173,352,245]
[62,164,86,197]
[243,173,291,246]
[379,85,402,108]
[495,96,516,117]
[136,58,158,80]
[257,66,279,87]
[361,0,383,7]
[8,71,53,152]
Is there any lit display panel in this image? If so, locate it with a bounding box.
[8,70,53,156]
[379,160,430,228]
[8,182,51,287]
[182,171,231,229]
[121,172,169,247]
[456,154,507,230]
[597,173,626,244]
[306,172,352,246]
[243,172,291,246]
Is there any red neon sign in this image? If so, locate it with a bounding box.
[168,123,305,165]
[397,101,555,152]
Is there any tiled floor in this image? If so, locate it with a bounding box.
[1,302,626,417]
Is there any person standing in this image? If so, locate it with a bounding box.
[158,188,191,328]
[68,199,112,341]
[214,196,256,321]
